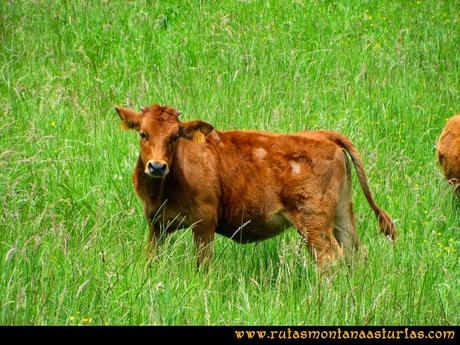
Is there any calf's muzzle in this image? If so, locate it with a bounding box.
[146,160,169,178]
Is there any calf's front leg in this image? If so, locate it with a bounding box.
[145,209,166,260]
[146,221,163,259]
[193,223,215,269]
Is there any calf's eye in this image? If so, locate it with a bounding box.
[140,132,148,140]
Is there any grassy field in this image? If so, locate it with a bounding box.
[0,0,459,325]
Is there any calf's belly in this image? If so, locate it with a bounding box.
[216,212,292,243]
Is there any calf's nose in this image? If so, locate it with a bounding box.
[147,160,168,176]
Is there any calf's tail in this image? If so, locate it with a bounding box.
[323,131,397,241]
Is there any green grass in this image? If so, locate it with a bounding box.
[0,0,459,325]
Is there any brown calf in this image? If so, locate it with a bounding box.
[437,114,460,190]
[115,104,396,269]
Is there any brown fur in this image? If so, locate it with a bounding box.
[115,104,397,269]
[437,114,460,189]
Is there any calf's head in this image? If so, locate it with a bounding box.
[115,104,213,178]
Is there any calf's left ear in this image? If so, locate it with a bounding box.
[115,107,143,131]
[179,120,214,143]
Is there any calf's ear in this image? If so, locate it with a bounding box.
[179,120,214,143]
[115,107,143,131]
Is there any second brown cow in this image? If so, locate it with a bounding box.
[437,113,460,190]
[115,104,397,269]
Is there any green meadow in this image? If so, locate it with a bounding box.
[0,0,459,325]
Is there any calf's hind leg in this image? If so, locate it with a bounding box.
[333,158,361,255]
[333,196,370,261]
[287,206,344,270]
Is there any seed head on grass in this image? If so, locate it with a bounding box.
[4,245,17,262]
[76,280,90,298]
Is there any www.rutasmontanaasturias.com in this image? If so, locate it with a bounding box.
[234,327,455,340]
